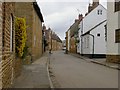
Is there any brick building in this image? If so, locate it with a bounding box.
[0,2,15,88]
[14,2,44,64]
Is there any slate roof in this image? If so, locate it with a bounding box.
[33,2,44,22]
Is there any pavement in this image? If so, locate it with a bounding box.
[69,53,120,70]
[13,52,51,88]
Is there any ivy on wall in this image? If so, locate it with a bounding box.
[15,17,27,58]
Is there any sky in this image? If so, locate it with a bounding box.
[37,0,107,40]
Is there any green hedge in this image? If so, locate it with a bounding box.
[15,17,27,58]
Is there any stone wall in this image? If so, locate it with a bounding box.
[15,2,43,63]
[15,3,33,60]
[32,8,43,61]
[106,55,120,63]
[57,42,62,50]
[66,32,68,51]
[52,40,57,51]
[70,37,77,53]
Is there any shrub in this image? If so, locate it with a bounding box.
[15,17,27,58]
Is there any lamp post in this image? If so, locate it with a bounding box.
[51,30,52,52]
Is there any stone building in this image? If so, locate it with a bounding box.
[43,26,62,51]
[14,2,44,64]
[51,33,62,51]
[66,14,83,53]
[43,27,52,51]
[0,2,15,88]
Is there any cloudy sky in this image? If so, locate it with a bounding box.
[37,0,107,40]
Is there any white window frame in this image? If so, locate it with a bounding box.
[97,9,102,15]
[10,15,13,52]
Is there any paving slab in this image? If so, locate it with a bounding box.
[70,53,120,70]
[13,52,50,88]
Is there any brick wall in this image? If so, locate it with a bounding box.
[0,1,2,88]
[1,2,15,88]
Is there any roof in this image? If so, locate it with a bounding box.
[69,20,80,37]
[44,30,49,40]
[84,4,107,18]
[81,20,107,36]
[52,33,62,43]
[33,2,44,22]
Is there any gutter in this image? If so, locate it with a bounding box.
[33,2,44,22]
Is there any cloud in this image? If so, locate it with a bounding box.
[37,0,107,40]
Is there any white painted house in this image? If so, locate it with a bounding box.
[77,3,107,58]
[107,1,120,63]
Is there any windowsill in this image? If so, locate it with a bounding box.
[114,10,120,13]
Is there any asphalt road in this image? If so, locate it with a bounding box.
[50,51,118,88]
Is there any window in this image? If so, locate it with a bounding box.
[10,15,13,52]
[115,0,120,12]
[97,10,102,15]
[115,29,120,43]
[97,33,100,37]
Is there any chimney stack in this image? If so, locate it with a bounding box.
[88,3,93,13]
[75,19,78,23]
[87,0,99,14]
[92,0,99,9]
[78,14,83,21]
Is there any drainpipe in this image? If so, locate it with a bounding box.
[81,35,83,56]
[81,20,83,56]
[88,34,94,58]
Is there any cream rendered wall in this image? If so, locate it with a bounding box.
[90,21,106,54]
[81,4,107,55]
[83,4,106,34]
[118,12,120,54]
[107,2,119,54]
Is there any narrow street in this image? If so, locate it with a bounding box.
[50,51,118,88]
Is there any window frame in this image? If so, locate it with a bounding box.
[115,29,120,43]
[97,9,102,15]
[115,0,120,12]
[10,15,13,52]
